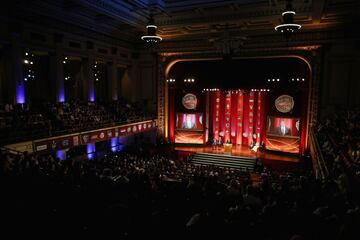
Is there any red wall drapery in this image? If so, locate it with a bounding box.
[236,92,244,145]
[209,90,267,147]
[224,91,231,143]
[213,91,221,140]
[248,91,255,145]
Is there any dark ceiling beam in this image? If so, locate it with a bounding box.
[76,0,148,27]
[269,0,278,7]
[164,0,264,12]
[156,3,312,27]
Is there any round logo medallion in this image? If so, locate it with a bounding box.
[275,95,294,113]
[182,93,198,110]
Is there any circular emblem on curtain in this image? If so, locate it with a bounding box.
[275,95,294,113]
[182,93,198,110]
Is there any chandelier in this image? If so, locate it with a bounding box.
[275,0,301,39]
[141,15,162,44]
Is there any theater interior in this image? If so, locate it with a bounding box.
[0,0,359,238]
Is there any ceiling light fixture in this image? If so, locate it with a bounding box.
[275,0,301,39]
[141,15,162,44]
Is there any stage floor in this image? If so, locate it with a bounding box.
[175,145,300,163]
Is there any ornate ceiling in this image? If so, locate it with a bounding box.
[1,0,359,52]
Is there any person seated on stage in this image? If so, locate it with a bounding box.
[259,141,265,152]
[212,138,217,149]
[249,140,255,149]
[251,144,259,152]
[218,137,222,145]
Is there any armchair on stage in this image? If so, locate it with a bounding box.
[250,141,265,153]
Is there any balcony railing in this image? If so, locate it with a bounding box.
[309,127,328,180]
[0,115,155,146]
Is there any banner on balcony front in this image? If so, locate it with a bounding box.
[33,120,157,152]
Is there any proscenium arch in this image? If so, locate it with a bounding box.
[163,55,313,149]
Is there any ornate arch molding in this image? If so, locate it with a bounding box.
[157,45,322,150]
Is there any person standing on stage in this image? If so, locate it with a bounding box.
[212,138,217,149]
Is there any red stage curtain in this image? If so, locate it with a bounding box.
[300,90,308,153]
[255,92,261,145]
[224,91,231,143]
[260,92,266,145]
[207,90,267,147]
[213,91,221,140]
[219,91,226,141]
[236,91,244,145]
[248,91,255,145]
[242,92,249,145]
[230,92,238,144]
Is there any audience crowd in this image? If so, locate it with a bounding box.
[1,104,359,239]
[1,146,359,239]
[316,110,360,179]
[0,99,153,143]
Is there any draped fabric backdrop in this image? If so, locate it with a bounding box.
[209,90,267,147]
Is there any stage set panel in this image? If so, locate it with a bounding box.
[168,89,308,155]
[175,130,204,144]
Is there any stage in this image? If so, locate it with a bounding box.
[175,145,300,163]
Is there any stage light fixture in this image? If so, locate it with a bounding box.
[275,0,301,39]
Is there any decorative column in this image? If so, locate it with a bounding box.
[10,33,24,104]
[50,45,65,102]
[157,56,166,137]
[81,53,95,102]
[107,61,118,101]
